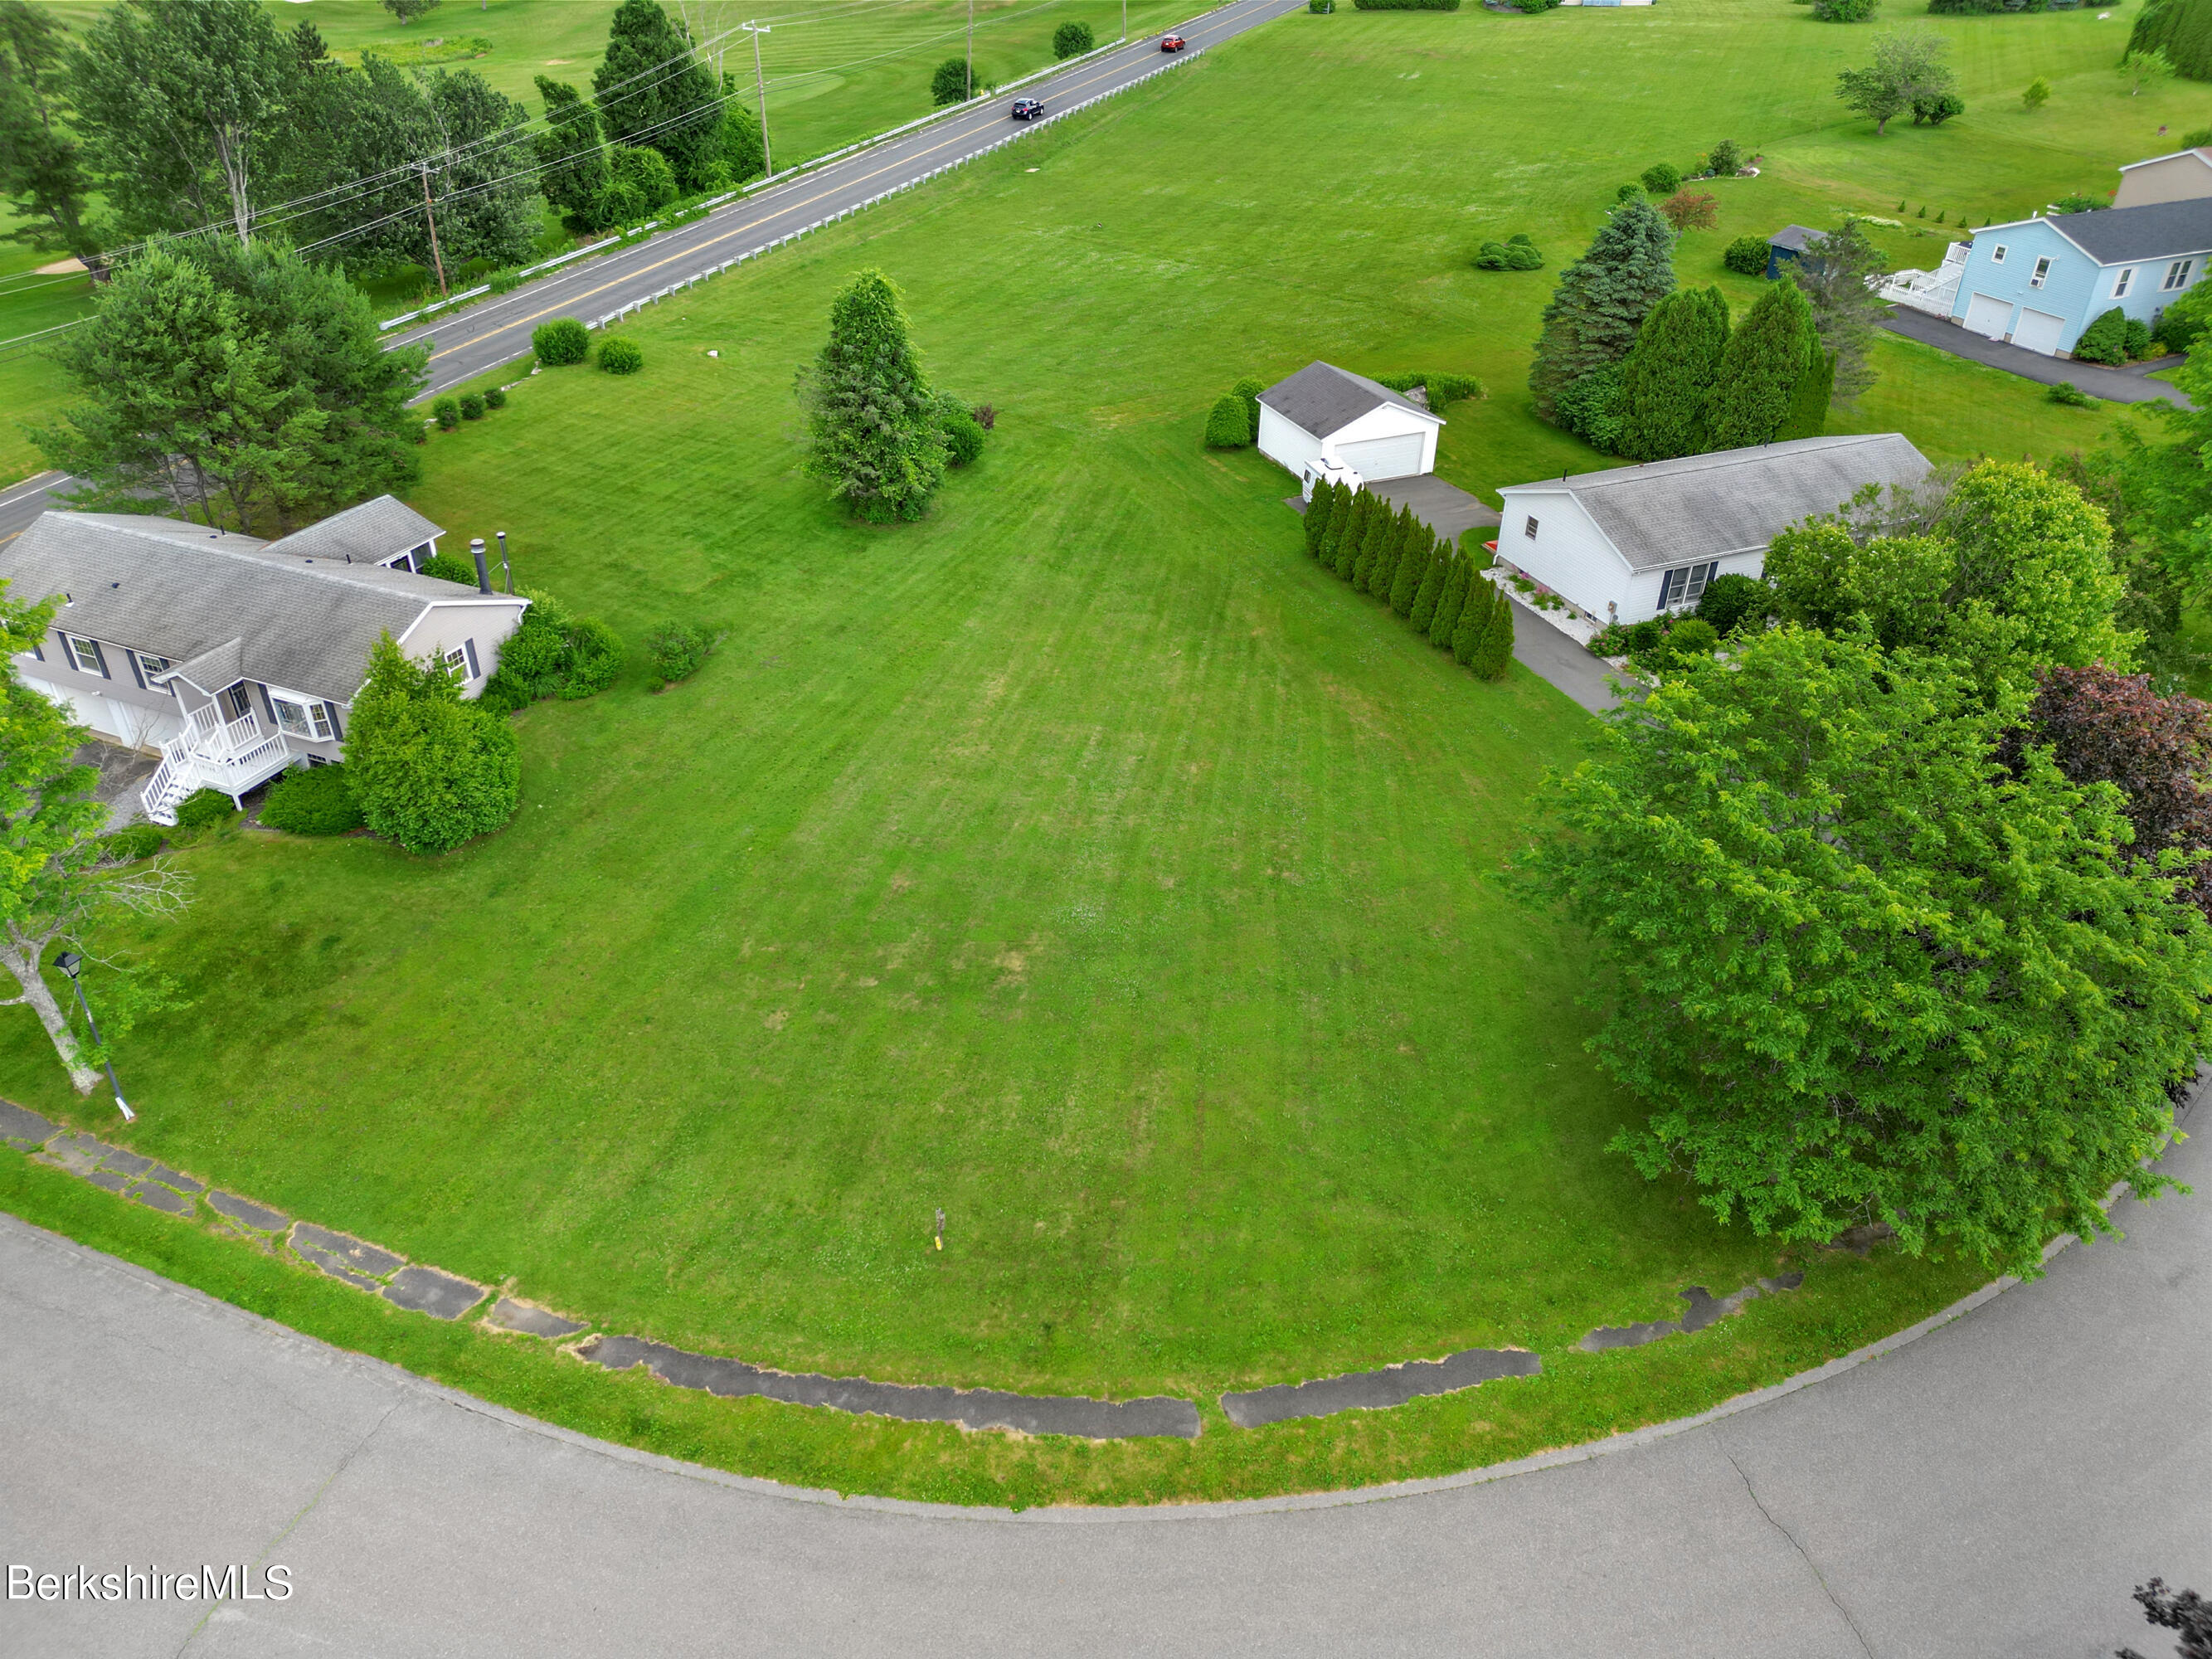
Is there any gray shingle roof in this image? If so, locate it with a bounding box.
[1499,435,1932,573]
[1,510,524,704]
[2044,197,2212,265]
[1768,225,1822,253]
[1257,361,1442,440]
[262,494,444,565]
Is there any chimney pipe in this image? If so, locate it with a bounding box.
[470,537,491,594]
[496,530,511,594]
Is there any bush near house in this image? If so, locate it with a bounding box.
[1373,370,1486,406]
[532,319,591,365]
[1232,376,1265,435]
[173,789,236,832]
[1204,393,1253,448]
[2154,280,2212,351]
[346,635,520,856]
[1723,235,1771,275]
[260,764,366,836]
[1694,572,1771,636]
[2074,307,2131,365]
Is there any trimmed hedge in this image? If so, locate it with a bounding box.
[260,764,365,836]
[532,318,591,366]
[597,336,644,374]
[1475,234,1544,271]
[1373,370,1485,406]
[1351,0,1461,10]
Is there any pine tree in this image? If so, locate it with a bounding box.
[1616,287,1730,462]
[1451,571,1493,665]
[1474,587,1516,679]
[1528,199,1678,423]
[799,267,948,523]
[1707,278,1819,451]
[1321,483,1355,568]
[1777,346,1835,441]
[1389,522,1433,615]
[1429,555,1471,648]
[1410,539,1452,631]
[1305,479,1337,558]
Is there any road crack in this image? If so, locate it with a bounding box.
[1720,1442,1876,1659]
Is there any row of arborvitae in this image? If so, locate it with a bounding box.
[1304,480,1512,679]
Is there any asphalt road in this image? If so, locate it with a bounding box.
[395,0,1308,398]
[3,1105,2205,1658]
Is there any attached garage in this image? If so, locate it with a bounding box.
[2011,307,2067,356]
[1255,361,1444,486]
[1963,291,2014,339]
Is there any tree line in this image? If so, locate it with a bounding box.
[1304,480,1514,679]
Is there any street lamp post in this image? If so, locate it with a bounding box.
[741,22,772,177]
[53,951,134,1123]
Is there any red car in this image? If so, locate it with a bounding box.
[1160,33,1186,50]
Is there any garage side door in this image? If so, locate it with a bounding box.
[1962,291,2013,339]
[2012,307,2065,356]
[1337,433,1425,481]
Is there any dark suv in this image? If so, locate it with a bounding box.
[1010,98,1044,119]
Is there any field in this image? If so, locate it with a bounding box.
[1,0,2188,1503]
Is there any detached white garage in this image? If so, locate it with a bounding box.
[1255,362,1443,486]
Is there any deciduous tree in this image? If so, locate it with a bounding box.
[536,76,610,231]
[1835,27,1953,136]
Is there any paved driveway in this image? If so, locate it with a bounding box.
[1882,308,2193,407]
[2,1103,2204,1657]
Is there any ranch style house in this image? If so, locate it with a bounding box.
[1492,434,1932,626]
[0,496,528,825]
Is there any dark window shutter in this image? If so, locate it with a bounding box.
[88,640,109,679]
[463,639,479,679]
[125,650,146,689]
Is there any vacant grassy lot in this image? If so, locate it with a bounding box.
[1,0,2177,1501]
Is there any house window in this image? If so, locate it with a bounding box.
[1658,562,1718,610]
[1991,244,2008,264]
[62,635,107,677]
[1523,515,1539,541]
[269,696,333,740]
[2030,256,2052,289]
[220,683,253,722]
[135,652,171,680]
[2116,267,2135,299]
[2165,258,2197,291]
[445,641,480,681]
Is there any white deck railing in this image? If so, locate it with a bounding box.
[141,703,297,825]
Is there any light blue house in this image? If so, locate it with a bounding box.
[1947,198,2212,356]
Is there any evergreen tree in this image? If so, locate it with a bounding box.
[1708,278,1820,451]
[1390,522,1433,615]
[1352,497,1391,589]
[1429,556,1471,648]
[1304,480,1336,559]
[1452,572,1493,665]
[535,76,609,231]
[346,634,520,855]
[1409,538,1451,631]
[1368,506,1411,598]
[595,0,723,192]
[1616,287,1730,462]
[1528,199,1678,423]
[1333,490,1373,580]
[1777,347,1835,441]
[1320,482,1355,567]
[799,267,948,523]
[1474,587,1516,679]
[0,2,100,266]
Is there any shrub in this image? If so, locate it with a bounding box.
[2125,317,2156,359]
[1203,392,1252,448]
[1660,190,1719,231]
[943,410,985,466]
[1310,0,1334,12]
[1812,0,1878,19]
[532,318,591,365]
[1708,138,1744,176]
[1053,20,1094,56]
[2022,75,2050,109]
[1614,182,1642,203]
[484,386,507,410]
[1694,572,1769,635]
[597,336,644,375]
[420,551,480,585]
[99,822,163,863]
[260,764,365,836]
[174,788,236,831]
[1556,362,1625,452]
[1641,162,1682,195]
[562,617,624,698]
[1232,376,1265,437]
[1641,615,1719,671]
[646,621,716,686]
[1475,235,1545,270]
[971,402,996,430]
[2047,381,2100,409]
[1723,235,1770,275]
[346,637,519,855]
[2073,307,2129,366]
[495,618,575,698]
[476,670,534,714]
[433,397,460,431]
[2156,281,2212,353]
[2052,193,2103,214]
[1909,91,1965,125]
[458,392,486,421]
[931,56,973,105]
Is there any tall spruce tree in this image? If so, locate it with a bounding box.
[1708,279,1820,450]
[1305,481,1336,558]
[535,76,609,230]
[1451,572,1493,665]
[1528,199,1678,423]
[1474,588,1515,679]
[799,267,947,523]
[1369,506,1410,597]
[1389,522,1433,615]
[1429,556,1471,648]
[1409,539,1451,631]
[1616,287,1730,462]
[595,0,723,192]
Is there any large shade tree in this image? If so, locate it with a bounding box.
[595,0,724,193]
[0,2,100,266]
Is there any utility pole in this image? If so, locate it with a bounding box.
[966,0,974,98]
[418,163,449,297]
[741,21,771,176]
[1122,0,1127,42]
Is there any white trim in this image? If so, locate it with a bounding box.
[2117,147,2212,173]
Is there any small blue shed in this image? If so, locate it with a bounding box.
[1765,225,1821,281]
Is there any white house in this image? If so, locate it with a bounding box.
[0,496,530,825]
[1255,362,1443,487]
[1493,435,1932,627]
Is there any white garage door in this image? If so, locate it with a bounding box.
[2012,307,2065,356]
[1336,432,1425,481]
[1962,291,2013,339]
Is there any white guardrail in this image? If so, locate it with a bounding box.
[583,47,1208,333]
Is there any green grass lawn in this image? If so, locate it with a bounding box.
[0,0,2174,1502]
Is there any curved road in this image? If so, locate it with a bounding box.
[4,1111,2205,1657]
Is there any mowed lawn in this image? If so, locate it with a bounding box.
[1,0,2165,1499]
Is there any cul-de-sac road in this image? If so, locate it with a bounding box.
[2,1107,2205,1657]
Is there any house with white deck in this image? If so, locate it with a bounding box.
[0,497,528,825]
[1492,435,1932,627]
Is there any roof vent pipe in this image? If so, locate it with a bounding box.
[470,537,491,594]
